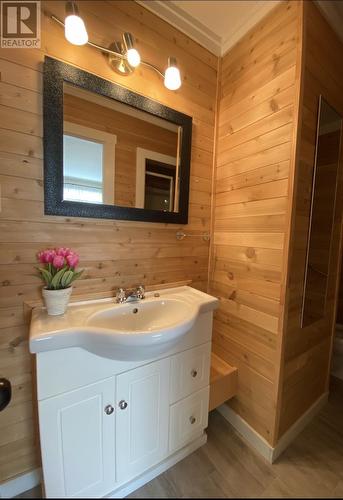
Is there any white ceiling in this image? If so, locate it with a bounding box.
[138,0,343,56]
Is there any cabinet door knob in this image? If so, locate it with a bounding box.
[191,369,198,378]
[104,404,114,415]
[189,416,196,425]
[118,400,128,410]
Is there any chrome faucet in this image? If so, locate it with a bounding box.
[115,285,145,303]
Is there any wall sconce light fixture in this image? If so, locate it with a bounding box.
[51,1,182,91]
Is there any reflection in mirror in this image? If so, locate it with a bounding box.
[63,83,181,212]
[301,97,342,327]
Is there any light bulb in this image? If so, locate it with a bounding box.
[164,58,181,91]
[65,14,88,45]
[127,48,141,68]
[64,2,88,46]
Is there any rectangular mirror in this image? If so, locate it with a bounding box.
[301,97,342,327]
[43,57,192,223]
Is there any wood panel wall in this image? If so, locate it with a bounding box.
[0,0,218,482]
[336,268,343,324]
[64,93,178,207]
[275,1,343,439]
[209,0,302,445]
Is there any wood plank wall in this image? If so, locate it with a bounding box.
[209,0,301,444]
[275,1,343,439]
[336,270,343,324]
[0,0,218,482]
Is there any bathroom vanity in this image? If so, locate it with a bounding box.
[29,286,218,498]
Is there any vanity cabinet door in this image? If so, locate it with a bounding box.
[39,378,116,498]
[116,358,170,483]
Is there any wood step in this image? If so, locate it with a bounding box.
[209,353,238,411]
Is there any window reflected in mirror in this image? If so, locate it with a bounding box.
[63,134,104,204]
[62,83,181,213]
[301,97,342,327]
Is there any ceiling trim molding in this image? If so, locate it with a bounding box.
[136,0,222,55]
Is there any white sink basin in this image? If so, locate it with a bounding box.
[87,298,194,334]
[29,286,218,360]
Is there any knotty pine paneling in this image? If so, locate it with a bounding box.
[0,0,218,482]
[209,0,302,444]
[336,267,343,324]
[275,1,343,440]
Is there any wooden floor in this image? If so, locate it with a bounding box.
[17,378,343,498]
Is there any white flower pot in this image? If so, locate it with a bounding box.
[42,287,73,316]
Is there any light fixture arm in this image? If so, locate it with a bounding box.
[51,14,165,79]
[65,1,79,16]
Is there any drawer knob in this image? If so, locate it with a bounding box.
[104,404,114,415]
[118,400,128,410]
[191,369,198,378]
[189,416,196,425]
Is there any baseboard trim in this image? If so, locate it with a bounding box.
[0,469,41,498]
[217,404,274,462]
[107,433,207,498]
[272,391,329,462]
[218,391,329,463]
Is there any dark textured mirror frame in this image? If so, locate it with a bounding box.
[43,56,192,223]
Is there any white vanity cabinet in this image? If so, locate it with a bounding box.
[31,287,218,498]
[38,346,210,498]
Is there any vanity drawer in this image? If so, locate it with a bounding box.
[170,343,211,403]
[169,387,209,453]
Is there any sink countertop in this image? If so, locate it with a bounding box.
[29,286,219,358]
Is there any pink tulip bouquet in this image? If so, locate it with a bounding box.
[36,247,83,290]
